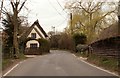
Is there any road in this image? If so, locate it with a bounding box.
[3,50,119,77]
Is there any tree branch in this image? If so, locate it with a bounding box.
[87,2,92,12]
[78,20,85,27]
[98,10,115,22]
[3,10,13,24]
[93,10,115,29]
[11,2,15,11]
[18,0,27,12]
[93,21,98,29]
[91,2,103,12]
[78,2,89,14]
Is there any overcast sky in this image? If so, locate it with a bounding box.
[25,0,119,33]
[23,0,68,33]
[0,0,119,32]
[0,0,69,33]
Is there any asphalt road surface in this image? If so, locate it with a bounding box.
[4,50,119,77]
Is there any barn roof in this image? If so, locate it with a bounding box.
[98,23,119,40]
[90,22,119,44]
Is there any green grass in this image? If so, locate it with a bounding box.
[0,60,2,71]
[87,54,118,72]
[74,52,118,73]
[2,53,26,71]
[2,59,13,70]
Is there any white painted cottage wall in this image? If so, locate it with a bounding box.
[27,28,41,39]
[34,25,46,38]
[26,40,39,48]
[26,26,42,48]
[26,25,47,48]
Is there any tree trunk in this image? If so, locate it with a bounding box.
[13,8,19,58]
[10,0,27,58]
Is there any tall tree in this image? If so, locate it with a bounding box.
[65,0,117,43]
[2,13,24,58]
[10,0,27,58]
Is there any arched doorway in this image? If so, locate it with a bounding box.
[25,40,42,55]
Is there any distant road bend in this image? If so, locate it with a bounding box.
[3,50,119,77]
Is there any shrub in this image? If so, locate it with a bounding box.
[72,33,87,46]
[38,38,50,54]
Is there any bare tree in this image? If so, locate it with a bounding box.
[65,0,117,43]
[10,0,27,58]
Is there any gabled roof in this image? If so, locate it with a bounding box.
[98,23,119,40]
[20,20,48,41]
[90,22,119,44]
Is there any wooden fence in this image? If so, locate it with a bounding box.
[90,36,120,59]
[25,48,42,55]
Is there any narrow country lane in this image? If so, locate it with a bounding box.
[3,50,119,77]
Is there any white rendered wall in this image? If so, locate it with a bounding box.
[26,40,39,48]
[34,25,46,38]
[27,28,41,39]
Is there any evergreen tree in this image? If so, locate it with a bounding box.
[2,14,14,58]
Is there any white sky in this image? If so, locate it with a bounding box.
[0,0,119,33]
[25,0,119,33]
[0,0,69,33]
[22,0,69,33]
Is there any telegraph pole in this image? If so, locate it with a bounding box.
[70,13,73,35]
[118,0,120,76]
[118,1,120,35]
[52,26,55,35]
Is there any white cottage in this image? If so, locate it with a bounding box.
[21,20,48,54]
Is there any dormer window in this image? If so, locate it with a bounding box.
[31,33,36,38]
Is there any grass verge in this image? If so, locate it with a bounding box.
[87,54,118,73]
[74,52,118,74]
[2,53,26,71]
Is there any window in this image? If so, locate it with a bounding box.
[31,33,36,38]
[30,43,38,48]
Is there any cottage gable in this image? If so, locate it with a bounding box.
[28,20,48,39]
[20,20,48,55]
[22,20,47,46]
[27,25,45,39]
[21,20,48,41]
